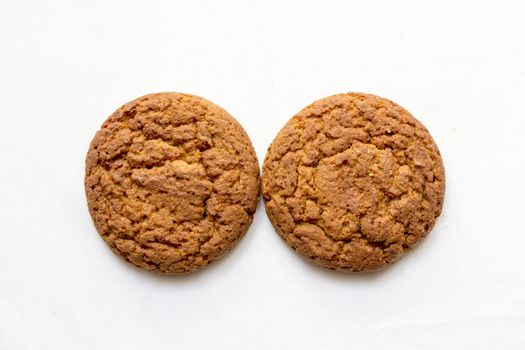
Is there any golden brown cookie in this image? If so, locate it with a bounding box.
[262,93,445,272]
[85,93,259,274]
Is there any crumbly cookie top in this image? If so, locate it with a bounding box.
[262,93,445,271]
[85,93,259,274]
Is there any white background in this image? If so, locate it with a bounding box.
[1,1,524,349]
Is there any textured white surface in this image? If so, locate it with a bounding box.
[1,1,524,349]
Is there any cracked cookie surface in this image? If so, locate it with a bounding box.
[85,93,259,274]
[262,93,445,272]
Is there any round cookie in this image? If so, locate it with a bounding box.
[85,93,259,274]
[262,93,445,272]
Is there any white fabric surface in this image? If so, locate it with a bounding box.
[1,1,524,349]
